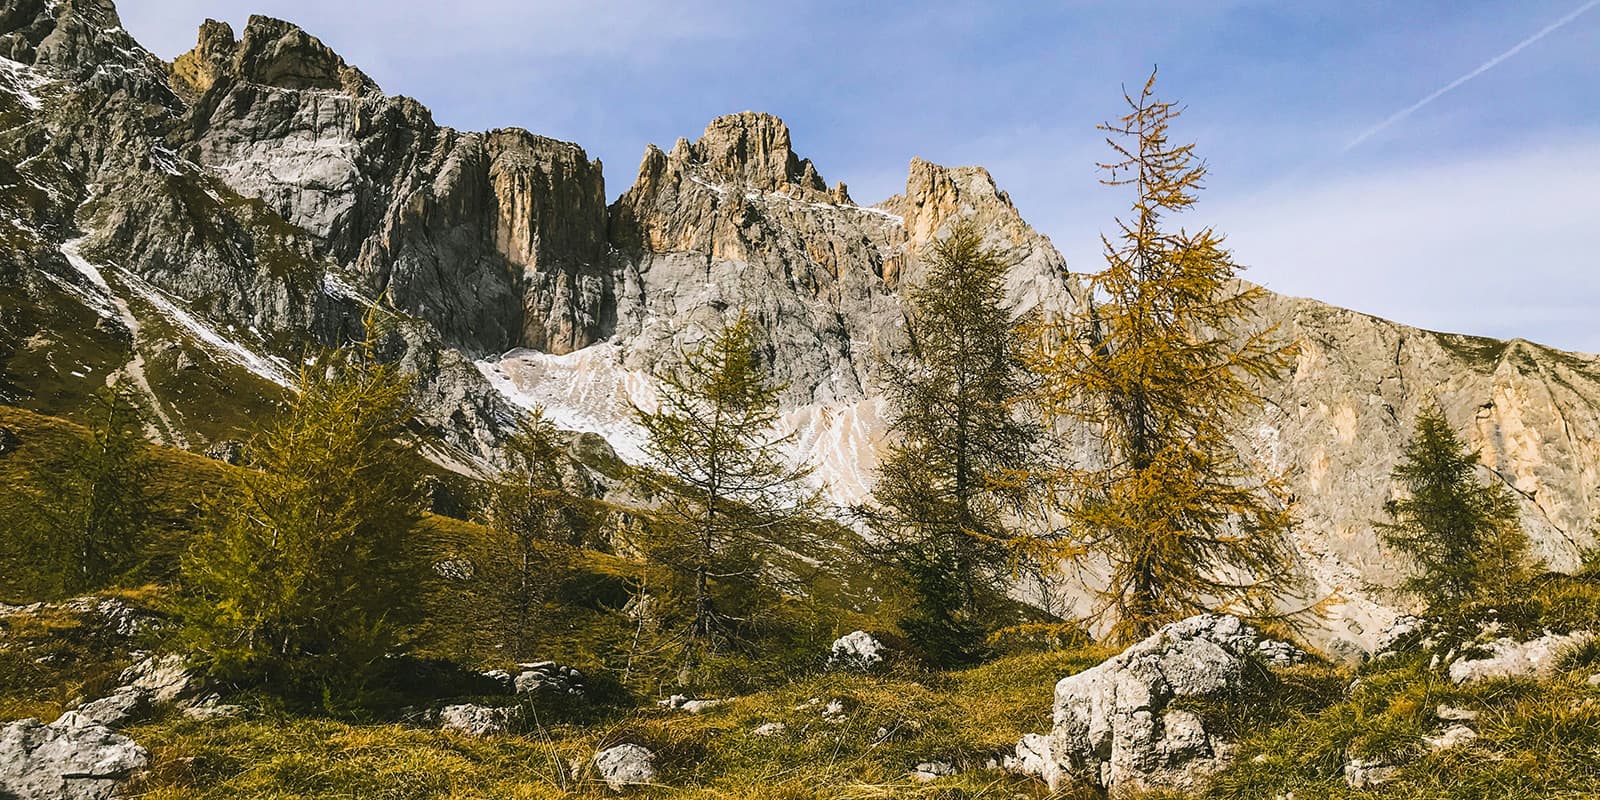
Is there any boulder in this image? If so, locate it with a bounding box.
[593,743,656,791]
[1023,614,1305,795]
[515,661,586,698]
[1448,631,1593,684]
[1002,733,1057,783]
[0,712,148,800]
[828,630,887,671]
[1373,615,1425,658]
[752,721,786,737]
[439,704,523,737]
[75,687,148,729]
[481,669,514,693]
[118,654,195,704]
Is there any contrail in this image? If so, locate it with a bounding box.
[1341,0,1600,153]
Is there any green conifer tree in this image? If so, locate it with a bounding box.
[1378,405,1531,616]
[634,313,821,679]
[177,328,425,699]
[1024,69,1297,643]
[870,223,1040,666]
[13,382,157,598]
[478,409,577,657]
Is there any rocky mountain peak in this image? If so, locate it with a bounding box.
[891,157,1019,246]
[1,0,169,98]
[680,111,832,199]
[171,14,378,100]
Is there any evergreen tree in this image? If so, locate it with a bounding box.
[634,313,821,678]
[870,223,1040,666]
[1024,69,1297,643]
[478,409,577,658]
[177,332,425,698]
[1378,405,1530,615]
[13,382,157,598]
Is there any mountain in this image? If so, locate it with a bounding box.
[4,0,1599,653]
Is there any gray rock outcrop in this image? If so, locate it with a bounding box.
[1018,614,1304,796]
[1447,630,1593,684]
[0,712,148,800]
[592,743,656,791]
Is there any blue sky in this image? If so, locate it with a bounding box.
[118,1,1600,352]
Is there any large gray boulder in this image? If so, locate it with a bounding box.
[0,712,148,800]
[592,743,656,791]
[1018,614,1304,796]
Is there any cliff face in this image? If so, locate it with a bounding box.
[4,1,1598,649]
[177,17,613,356]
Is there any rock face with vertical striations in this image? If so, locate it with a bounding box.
[4,0,1600,650]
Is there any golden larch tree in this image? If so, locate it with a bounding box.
[1024,69,1299,643]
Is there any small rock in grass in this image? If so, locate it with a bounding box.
[828,630,887,671]
[1424,724,1477,752]
[593,743,656,791]
[1343,757,1400,789]
[909,760,958,782]
[439,704,523,737]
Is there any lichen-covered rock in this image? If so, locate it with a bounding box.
[1003,733,1056,782]
[828,630,887,671]
[0,712,148,800]
[1030,614,1305,796]
[438,704,523,737]
[1447,631,1592,684]
[593,743,656,791]
[118,654,195,704]
[75,687,148,729]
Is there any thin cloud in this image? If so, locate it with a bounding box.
[1340,0,1600,154]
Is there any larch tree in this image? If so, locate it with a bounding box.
[478,409,578,657]
[1024,69,1297,644]
[177,318,426,699]
[870,222,1041,666]
[1378,405,1531,616]
[15,382,158,597]
[634,312,822,678]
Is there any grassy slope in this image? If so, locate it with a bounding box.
[9,404,1600,799]
[118,648,1111,800]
